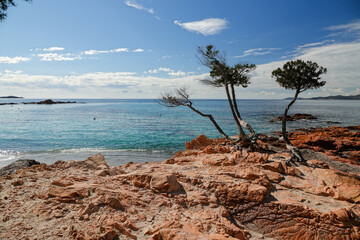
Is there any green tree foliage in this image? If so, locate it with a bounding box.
[272,59,327,92]
[198,45,257,146]
[272,59,327,162]
[0,0,30,21]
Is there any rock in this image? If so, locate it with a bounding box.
[0,159,40,176]
[1,130,360,240]
[38,99,55,104]
[83,153,108,169]
[11,179,24,186]
[186,134,216,150]
[47,184,89,202]
[271,113,317,122]
[150,173,180,193]
[95,169,110,176]
[289,126,360,164]
[307,159,329,169]
[36,99,77,104]
[104,196,124,210]
[201,154,229,166]
[262,162,285,174]
[245,152,268,163]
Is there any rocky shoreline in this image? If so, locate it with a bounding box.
[0,126,359,239]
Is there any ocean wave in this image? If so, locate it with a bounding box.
[59,148,167,154]
[0,150,21,162]
[0,147,172,166]
[0,147,170,162]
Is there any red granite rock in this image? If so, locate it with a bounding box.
[1,130,360,239]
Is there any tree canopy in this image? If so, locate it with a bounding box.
[271,59,327,93]
[197,45,258,145]
[197,45,256,88]
[0,0,30,21]
[271,59,327,162]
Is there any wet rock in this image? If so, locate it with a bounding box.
[0,159,40,176]
[270,113,317,122]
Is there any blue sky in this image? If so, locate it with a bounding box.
[0,0,359,99]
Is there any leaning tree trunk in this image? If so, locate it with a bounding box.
[283,90,305,162]
[186,104,229,139]
[224,83,246,141]
[230,84,258,145]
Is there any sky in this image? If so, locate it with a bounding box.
[0,0,360,99]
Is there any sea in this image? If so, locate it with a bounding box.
[0,98,359,167]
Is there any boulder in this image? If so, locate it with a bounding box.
[150,173,180,193]
[0,159,40,176]
[83,153,108,169]
[37,99,55,104]
[185,134,214,150]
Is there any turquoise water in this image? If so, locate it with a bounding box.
[0,99,359,166]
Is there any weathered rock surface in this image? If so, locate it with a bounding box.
[0,159,40,176]
[1,132,360,239]
[289,126,360,164]
[270,113,317,122]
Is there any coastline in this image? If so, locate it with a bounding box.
[0,149,174,168]
[1,98,360,168]
[1,125,359,239]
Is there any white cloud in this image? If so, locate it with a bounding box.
[111,48,129,53]
[158,67,171,72]
[147,67,172,74]
[259,91,275,96]
[174,18,228,36]
[0,56,30,64]
[325,19,360,36]
[133,48,144,52]
[354,88,360,95]
[235,48,280,58]
[37,53,81,61]
[83,50,105,55]
[249,41,360,97]
[148,69,158,74]
[328,88,345,95]
[0,70,210,98]
[145,67,190,76]
[42,47,65,52]
[124,0,154,15]
[168,70,187,76]
[296,40,334,50]
[82,48,129,55]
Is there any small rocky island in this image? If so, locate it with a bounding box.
[0,99,79,106]
[0,96,23,98]
[270,113,317,122]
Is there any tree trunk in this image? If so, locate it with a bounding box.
[230,84,257,144]
[283,90,305,162]
[187,104,229,139]
[224,83,246,140]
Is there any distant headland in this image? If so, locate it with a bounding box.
[284,93,360,100]
[0,96,23,98]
